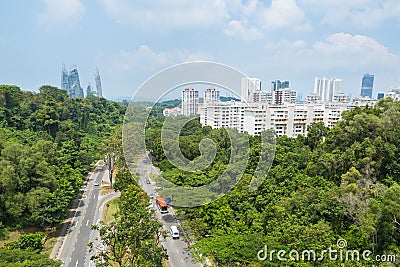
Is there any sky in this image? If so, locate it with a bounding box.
[0,0,399,100]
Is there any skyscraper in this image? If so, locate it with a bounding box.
[61,65,84,98]
[360,74,374,98]
[95,68,103,98]
[181,87,199,116]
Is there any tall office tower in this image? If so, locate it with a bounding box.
[360,73,374,98]
[241,77,261,102]
[271,80,290,91]
[204,88,220,103]
[181,87,199,116]
[95,68,103,98]
[313,77,341,102]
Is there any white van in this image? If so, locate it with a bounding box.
[170,226,180,239]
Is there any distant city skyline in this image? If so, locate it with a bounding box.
[61,65,103,98]
[0,1,399,99]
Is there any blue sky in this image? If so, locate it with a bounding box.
[0,0,399,99]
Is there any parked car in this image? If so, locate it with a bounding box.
[146,179,151,184]
[149,193,154,199]
[94,182,100,186]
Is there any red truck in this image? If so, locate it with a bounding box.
[156,196,168,213]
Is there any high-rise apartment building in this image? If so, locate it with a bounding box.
[241,78,295,105]
[86,83,95,96]
[241,77,261,102]
[313,77,342,102]
[204,88,220,103]
[271,80,290,91]
[95,68,103,98]
[61,65,69,93]
[360,73,374,98]
[181,87,199,116]
[61,65,84,98]
[273,89,297,105]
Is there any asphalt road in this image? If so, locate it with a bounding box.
[136,153,202,267]
[58,164,117,267]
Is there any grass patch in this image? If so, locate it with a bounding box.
[100,183,114,195]
[0,226,59,256]
[0,230,20,248]
[102,198,119,225]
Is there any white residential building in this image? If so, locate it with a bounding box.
[241,77,261,103]
[306,93,321,104]
[204,88,220,103]
[313,77,342,103]
[199,102,348,137]
[384,89,400,101]
[333,92,350,103]
[241,78,296,105]
[199,101,250,132]
[181,87,199,116]
[349,96,378,108]
[273,89,297,105]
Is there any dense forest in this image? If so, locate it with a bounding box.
[146,98,400,266]
[0,84,125,265]
[1,83,400,266]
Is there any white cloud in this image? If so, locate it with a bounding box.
[101,0,229,29]
[113,45,213,72]
[101,0,310,40]
[313,33,397,66]
[224,20,263,41]
[223,0,311,40]
[38,0,85,28]
[259,0,310,31]
[264,33,399,74]
[300,0,400,28]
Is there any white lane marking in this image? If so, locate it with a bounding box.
[176,249,179,253]
[86,220,89,226]
[93,194,96,199]
[181,258,184,263]
[75,259,79,266]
